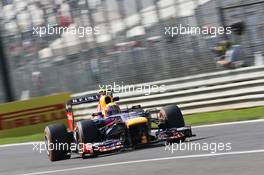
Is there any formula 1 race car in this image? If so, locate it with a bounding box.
[44,92,195,161]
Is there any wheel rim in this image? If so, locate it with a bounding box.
[76,127,84,157]
[44,136,50,156]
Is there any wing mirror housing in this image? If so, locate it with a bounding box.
[113,97,120,102]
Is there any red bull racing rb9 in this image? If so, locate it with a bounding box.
[44,91,195,161]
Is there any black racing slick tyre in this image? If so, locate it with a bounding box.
[44,124,71,161]
[160,105,185,128]
[76,120,101,158]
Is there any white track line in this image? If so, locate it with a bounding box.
[0,142,42,148]
[20,149,264,175]
[1,119,264,148]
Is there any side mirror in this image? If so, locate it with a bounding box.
[113,97,120,102]
[131,105,141,109]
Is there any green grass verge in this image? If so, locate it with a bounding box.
[0,119,66,145]
[0,133,44,145]
[184,106,264,125]
[1,107,264,145]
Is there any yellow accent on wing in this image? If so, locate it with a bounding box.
[126,117,148,128]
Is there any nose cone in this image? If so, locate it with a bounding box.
[126,117,148,128]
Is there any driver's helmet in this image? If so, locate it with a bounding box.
[99,95,112,110]
[104,102,121,117]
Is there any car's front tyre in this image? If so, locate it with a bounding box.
[159,105,186,143]
[160,105,185,128]
[76,120,101,158]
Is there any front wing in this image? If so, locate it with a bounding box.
[155,126,195,141]
[82,126,195,155]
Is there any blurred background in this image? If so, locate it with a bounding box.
[0,0,264,102]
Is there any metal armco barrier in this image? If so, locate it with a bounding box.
[72,66,264,119]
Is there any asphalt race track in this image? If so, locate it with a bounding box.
[1,120,264,175]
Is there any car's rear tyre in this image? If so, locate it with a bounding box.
[76,120,101,158]
[160,105,185,128]
[44,124,70,161]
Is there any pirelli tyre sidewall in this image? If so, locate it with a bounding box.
[159,105,185,129]
[44,124,70,161]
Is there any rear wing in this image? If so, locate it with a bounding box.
[66,94,100,132]
[66,94,100,112]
